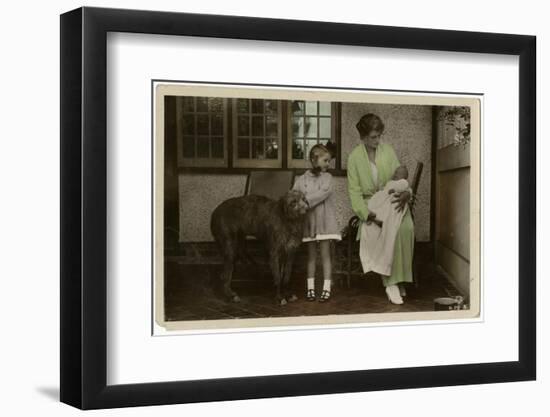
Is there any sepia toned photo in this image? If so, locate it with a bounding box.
[153,83,480,332]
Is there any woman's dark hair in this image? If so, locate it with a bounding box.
[356,113,385,137]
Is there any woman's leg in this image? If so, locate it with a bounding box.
[381,210,415,288]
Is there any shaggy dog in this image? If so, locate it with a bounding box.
[210,190,308,305]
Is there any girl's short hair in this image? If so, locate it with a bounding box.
[309,144,330,167]
[356,113,385,137]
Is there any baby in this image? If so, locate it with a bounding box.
[367,165,410,228]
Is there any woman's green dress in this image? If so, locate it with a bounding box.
[347,143,414,287]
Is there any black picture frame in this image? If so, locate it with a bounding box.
[60,6,536,410]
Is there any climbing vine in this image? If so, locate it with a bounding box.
[438,106,471,147]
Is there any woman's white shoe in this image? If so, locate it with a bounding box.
[385,285,404,304]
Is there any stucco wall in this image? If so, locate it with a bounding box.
[179,103,432,242]
[178,174,356,242]
[179,174,247,242]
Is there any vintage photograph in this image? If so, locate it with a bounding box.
[153,83,480,331]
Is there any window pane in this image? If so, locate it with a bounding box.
[251,99,263,114]
[178,95,229,167]
[183,97,194,112]
[252,116,264,136]
[266,116,278,137]
[292,101,304,115]
[319,101,331,116]
[182,115,195,135]
[251,138,265,159]
[292,139,305,160]
[197,115,209,135]
[238,138,250,158]
[209,98,223,112]
[236,99,249,114]
[212,114,223,135]
[197,97,209,112]
[265,139,278,159]
[265,100,278,114]
[183,136,195,158]
[292,117,304,137]
[233,98,282,166]
[319,117,331,138]
[305,101,318,115]
[237,116,249,136]
[305,117,318,138]
[197,137,209,158]
[211,137,224,158]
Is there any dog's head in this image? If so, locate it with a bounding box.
[280,190,309,219]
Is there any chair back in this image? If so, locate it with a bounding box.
[410,161,424,216]
[245,170,295,200]
[411,162,424,197]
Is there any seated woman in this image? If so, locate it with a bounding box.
[347,113,414,305]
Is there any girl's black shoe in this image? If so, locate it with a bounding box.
[319,290,331,302]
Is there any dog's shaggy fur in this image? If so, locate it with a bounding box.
[210,190,308,304]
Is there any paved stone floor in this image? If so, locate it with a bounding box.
[164,260,464,322]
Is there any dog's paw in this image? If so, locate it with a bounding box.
[232,295,241,303]
[279,298,288,306]
[287,294,298,302]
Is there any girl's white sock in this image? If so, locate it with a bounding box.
[323,279,331,292]
[307,277,315,290]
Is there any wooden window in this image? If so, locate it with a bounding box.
[287,101,336,169]
[232,98,283,168]
[176,96,228,167]
[175,97,339,170]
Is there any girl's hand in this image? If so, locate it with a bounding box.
[391,191,411,213]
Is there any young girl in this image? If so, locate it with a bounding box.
[293,144,341,302]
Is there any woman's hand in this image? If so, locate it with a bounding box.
[367,212,377,222]
[391,190,411,213]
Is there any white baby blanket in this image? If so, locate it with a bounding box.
[359,179,409,276]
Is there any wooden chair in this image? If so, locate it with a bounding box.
[345,162,424,287]
[244,170,295,199]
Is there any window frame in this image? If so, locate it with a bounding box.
[287,101,340,169]
[175,98,341,171]
[176,97,229,168]
[231,98,284,169]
